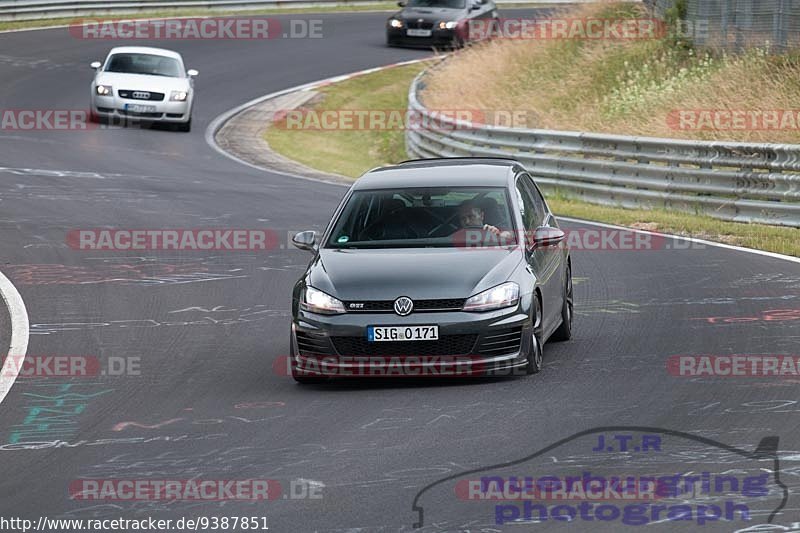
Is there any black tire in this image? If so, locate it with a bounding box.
[176,117,191,132]
[551,264,573,342]
[525,296,544,374]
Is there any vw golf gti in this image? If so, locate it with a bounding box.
[289,158,573,382]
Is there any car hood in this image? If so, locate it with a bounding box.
[309,247,524,301]
[395,7,466,21]
[95,72,190,91]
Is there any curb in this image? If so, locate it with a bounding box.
[205,56,438,187]
[0,270,30,406]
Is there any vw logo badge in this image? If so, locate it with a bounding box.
[393,296,414,316]
[133,91,150,99]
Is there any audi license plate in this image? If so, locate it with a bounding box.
[368,326,439,342]
[406,29,432,37]
[125,104,157,113]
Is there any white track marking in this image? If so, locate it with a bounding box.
[557,216,800,265]
[0,269,30,405]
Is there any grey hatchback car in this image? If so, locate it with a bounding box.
[289,158,573,383]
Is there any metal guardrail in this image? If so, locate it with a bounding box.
[406,72,800,227]
[0,0,579,22]
[0,0,383,21]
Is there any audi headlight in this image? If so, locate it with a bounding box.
[438,21,459,30]
[463,282,519,312]
[301,286,346,315]
[389,19,404,28]
[170,90,188,102]
[95,85,112,96]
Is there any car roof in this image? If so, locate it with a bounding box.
[107,46,183,60]
[353,158,523,190]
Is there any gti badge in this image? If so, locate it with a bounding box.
[393,296,413,316]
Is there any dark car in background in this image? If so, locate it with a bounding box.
[289,158,573,383]
[386,0,498,48]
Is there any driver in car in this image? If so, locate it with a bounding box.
[458,200,514,243]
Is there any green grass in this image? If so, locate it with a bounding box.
[263,62,800,258]
[0,4,398,32]
[265,62,430,177]
[547,195,800,257]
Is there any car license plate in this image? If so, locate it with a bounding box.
[406,29,432,37]
[368,325,438,342]
[125,104,156,113]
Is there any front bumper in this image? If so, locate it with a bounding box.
[386,26,463,47]
[291,306,532,378]
[91,94,191,123]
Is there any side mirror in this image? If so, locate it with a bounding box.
[292,230,317,252]
[397,1,406,6]
[187,69,199,77]
[90,61,102,70]
[531,226,565,249]
[470,3,480,9]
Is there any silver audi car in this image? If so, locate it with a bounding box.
[89,46,198,131]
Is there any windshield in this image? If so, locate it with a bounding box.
[104,53,183,77]
[406,0,466,8]
[326,186,517,249]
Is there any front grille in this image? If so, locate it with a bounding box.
[118,90,165,101]
[332,335,477,357]
[477,327,523,356]
[406,20,434,30]
[118,109,162,118]
[344,298,465,313]
[296,331,333,356]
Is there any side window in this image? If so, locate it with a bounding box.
[515,179,537,230]
[521,174,547,227]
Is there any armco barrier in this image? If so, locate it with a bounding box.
[0,0,379,21]
[406,71,800,227]
[0,0,587,22]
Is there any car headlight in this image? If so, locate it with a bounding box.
[301,286,346,315]
[95,85,112,96]
[463,282,520,312]
[170,90,188,102]
[438,21,459,30]
[389,19,404,28]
